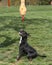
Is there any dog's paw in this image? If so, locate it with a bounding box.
[28,57,32,61]
[29,58,32,61]
[17,57,20,61]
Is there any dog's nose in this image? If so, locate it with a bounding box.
[19,32,21,35]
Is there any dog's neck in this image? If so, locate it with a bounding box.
[19,36,27,44]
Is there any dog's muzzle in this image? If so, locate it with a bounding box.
[19,32,22,35]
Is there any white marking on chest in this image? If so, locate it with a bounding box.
[19,37,22,44]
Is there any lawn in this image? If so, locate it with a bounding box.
[0,5,52,65]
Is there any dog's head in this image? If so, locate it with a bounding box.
[19,29,30,37]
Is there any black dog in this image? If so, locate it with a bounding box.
[17,29,46,61]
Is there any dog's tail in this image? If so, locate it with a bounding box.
[37,54,46,57]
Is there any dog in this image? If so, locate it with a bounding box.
[17,29,46,61]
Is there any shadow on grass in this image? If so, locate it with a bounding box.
[0,16,52,31]
[0,16,26,31]
[0,35,18,48]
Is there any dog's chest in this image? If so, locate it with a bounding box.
[19,37,22,44]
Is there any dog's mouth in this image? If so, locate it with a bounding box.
[19,32,23,36]
[19,32,22,35]
[19,32,25,37]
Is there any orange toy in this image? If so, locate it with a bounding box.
[20,0,27,21]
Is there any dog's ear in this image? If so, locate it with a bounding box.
[28,33,31,36]
[26,32,31,36]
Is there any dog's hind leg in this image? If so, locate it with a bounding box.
[27,52,37,60]
[27,53,33,61]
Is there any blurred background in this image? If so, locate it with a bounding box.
[0,0,52,6]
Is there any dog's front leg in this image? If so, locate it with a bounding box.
[17,47,24,61]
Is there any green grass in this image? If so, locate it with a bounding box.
[0,5,52,65]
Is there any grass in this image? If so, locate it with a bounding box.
[0,5,52,65]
